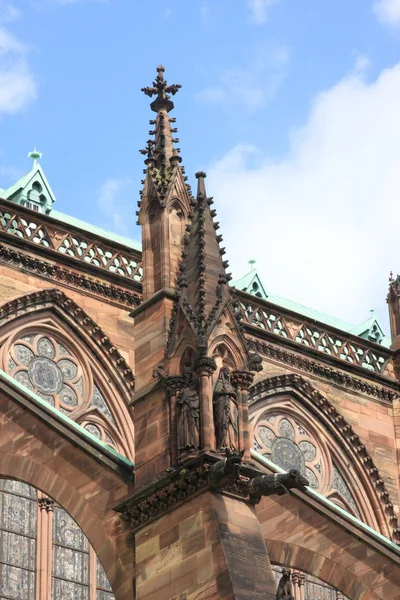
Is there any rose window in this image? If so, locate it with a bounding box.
[8,334,84,414]
[254,414,322,490]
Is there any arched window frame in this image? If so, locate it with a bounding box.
[0,297,135,462]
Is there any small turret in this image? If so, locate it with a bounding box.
[138,66,192,299]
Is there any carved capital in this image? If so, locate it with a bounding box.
[231,370,254,390]
[247,353,263,373]
[291,572,299,585]
[38,497,54,512]
[163,376,184,395]
[194,356,217,376]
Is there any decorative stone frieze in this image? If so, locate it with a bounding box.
[246,337,399,402]
[0,243,141,307]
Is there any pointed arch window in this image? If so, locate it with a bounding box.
[0,479,115,600]
[251,404,361,519]
[1,323,133,461]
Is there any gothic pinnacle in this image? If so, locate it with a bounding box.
[195,171,207,198]
[141,65,182,113]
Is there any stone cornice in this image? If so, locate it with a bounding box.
[250,373,400,543]
[0,199,142,289]
[0,288,135,399]
[114,453,258,531]
[0,242,141,308]
[246,336,399,403]
[232,289,395,381]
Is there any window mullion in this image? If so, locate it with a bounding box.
[89,546,97,600]
[36,492,53,600]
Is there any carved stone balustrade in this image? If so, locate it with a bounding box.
[0,199,143,287]
[232,292,395,379]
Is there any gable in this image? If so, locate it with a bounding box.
[0,289,135,461]
[4,165,56,214]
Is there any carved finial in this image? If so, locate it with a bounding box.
[141,65,182,113]
[139,140,155,165]
[28,148,42,168]
[195,171,207,198]
[249,259,256,272]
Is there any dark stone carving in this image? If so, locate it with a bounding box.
[117,464,209,530]
[194,355,217,376]
[213,367,239,450]
[276,568,294,600]
[247,353,263,373]
[248,469,309,504]
[245,336,398,402]
[177,368,200,452]
[208,448,245,490]
[0,244,141,308]
[231,369,254,390]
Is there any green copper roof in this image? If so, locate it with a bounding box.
[0,159,140,251]
[232,268,390,348]
[233,270,268,299]
[0,368,134,472]
[50,210,141,251]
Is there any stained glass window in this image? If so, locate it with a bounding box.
[5,331,122,456]
[254,414,322,490]
[273,566,349,599]
[8,334,84,415]
[0,479,37,599]
[253,411,361,517]
[0,479,115,600]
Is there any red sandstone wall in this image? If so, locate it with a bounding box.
[0,263,135,367]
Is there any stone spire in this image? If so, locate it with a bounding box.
[165,171,234,355]
[138,66,192,211]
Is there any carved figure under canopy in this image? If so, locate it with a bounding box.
[213,366,238,451]
[177,368,200,451]
[276,568,294,600]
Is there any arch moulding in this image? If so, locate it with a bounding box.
[0,387,134,600]
[249,373,400,543]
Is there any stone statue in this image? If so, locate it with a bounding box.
[248,470,309,504]
[276,568,294,600]
[213,366,238,450]
[177,368,200,451]
[208,448,245,490]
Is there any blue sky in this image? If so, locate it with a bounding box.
[1,0,400,331]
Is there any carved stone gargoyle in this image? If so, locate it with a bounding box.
[276,568,294,600]
[208,448,245,490]
[248,469,309,504]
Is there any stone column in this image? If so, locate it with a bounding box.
[164,375,183,465]
[36,495,54,600]
[292,571,301,600]
[299,572,306,600]
[194,356,217,451]
[232,369,253,459]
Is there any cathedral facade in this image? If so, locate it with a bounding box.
[0,66,399,599]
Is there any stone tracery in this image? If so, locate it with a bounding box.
[0,292,136,462]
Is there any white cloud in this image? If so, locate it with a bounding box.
[247,0,282,24]
[373,0,400,27]
[207,62,400,331]
[196,43,289,113]
[0,2,20,23]
[97,178,133,237]
[0,26,36,116]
